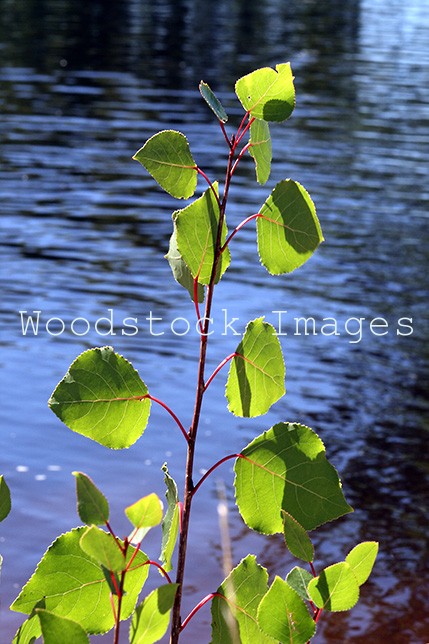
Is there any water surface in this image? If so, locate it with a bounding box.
[0,0,428,641]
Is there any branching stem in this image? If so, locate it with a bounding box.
[170,113,252,643]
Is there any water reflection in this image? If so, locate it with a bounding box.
[0,0,428,641]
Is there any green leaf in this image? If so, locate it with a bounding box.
[13,614,42,644]
[282,510,314,563]
[0,475,11,522]
[234,423,353,533]
[235,63,295,122]
[37,609,89,643]
[345,541,378,586]
[130,583,179,644]
[125,493,163,539]
[165,226,205,303]
[211,555,273,644]
[286,566,314,602]
[49,346,151,449]
[72,471,109,525]
[249,119,272,185]
[308,562,360,612]
[175,183,231,285]
[225,318,285,417]
[11,527,149,634]
[160,463,180,572]
[257,179,324,274]
[79,526,125,573]
[199,81,228,122]
[133,130,197,199]
[257,576,316,643]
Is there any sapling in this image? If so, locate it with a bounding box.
[10,63,377,643]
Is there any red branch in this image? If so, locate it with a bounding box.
[196,167,221,207]
[204,353,237,391]
[221,213,261,252]
[192,453,242,497]
[219,120,232,149]
[146,394,189,442]
[180,592,227,632]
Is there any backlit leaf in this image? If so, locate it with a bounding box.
[257,576,316,643]
[125,493,163,537]
[249,119,272,185]
[79,526,125,573]
[12,600,45,644]
[211,555,273,644]
[37,610,89,643]
[165,226,205,303]
[286,567,314,602]
[11,527,148,634]
[160,463,180,572]
[234,423,353,533]
[73,471,109,525]
[199,81,228,122]
[257,179,323,274]
[49,346,151,449]
[133,130,197,199]
[308,562,360,612]
[225,318,285,417]
[130,584,178,644]
[175,183,231,285]
[282,510,314,563]
[0,475,11,522]
[345,541,378,586]
[235,63,295,122]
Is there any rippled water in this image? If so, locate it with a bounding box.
[0,0,428,641]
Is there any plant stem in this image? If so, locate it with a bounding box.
[192,453,241,497]
[203,353,237,391]
[221,213,261,252]
[170,137,237,643]
[147,394,189,442]
[113,539,128,644]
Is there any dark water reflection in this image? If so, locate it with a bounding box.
[1,0,428,641]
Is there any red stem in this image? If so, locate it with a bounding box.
[219,120,232,148]
[109,593,118,623]
[230,142,251,176]
[142,559,173,584]
[180,592,226,632]
[204,353,237,391]
[196,167,221,207]
[192,453,241,497]
[315,607,323,623]
[193,277,204,333]
[109,571,121,598]
[235,116,255,146]
[236,111,251,139]
[170,112,254,643]
[221,213,261,252]
[146,394,189,442]
[113,540,129,644]
[105,521,123,551]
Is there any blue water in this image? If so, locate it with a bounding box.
[1,0,428,641]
